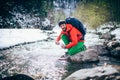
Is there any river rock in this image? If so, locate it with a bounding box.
[0,53,6,60]
[2,74,34,80]
[88,45,109,55]
[69,49,99,63]
[111,47,120,58]
[106,41,120,58]
[64,65,119,80]
[69,45,109,63]
[107,41,120,49]
[99,32,115,40]
[82,49,99,62]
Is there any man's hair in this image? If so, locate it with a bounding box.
[58,20,66,26]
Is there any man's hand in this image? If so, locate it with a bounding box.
[61,44,66,49]
[55,41,60,45]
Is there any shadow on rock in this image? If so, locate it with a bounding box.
[1,74,34,80]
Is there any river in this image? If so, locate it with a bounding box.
[0,29,120,80]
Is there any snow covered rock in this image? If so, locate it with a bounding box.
[42,18,50,27]
[41,18,54,30]
[111,28,120,40]
[65,66,119,80]
[99,32,115,40]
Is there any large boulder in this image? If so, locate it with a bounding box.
[88,45,109,56]
[69,44,111,63]
[82,49,99,62]
[69,49,99,63]
[65,66,119,80]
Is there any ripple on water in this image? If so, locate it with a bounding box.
[0,41,68,80]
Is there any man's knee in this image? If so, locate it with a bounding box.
[68,45,86,56]
[68,50,76,56]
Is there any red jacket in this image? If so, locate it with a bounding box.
[56,24,84,48]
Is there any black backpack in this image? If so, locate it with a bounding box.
[65,17,86,40]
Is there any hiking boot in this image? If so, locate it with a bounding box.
[60,52,68,58]
[59,52,70,60]
[83,45,87,50]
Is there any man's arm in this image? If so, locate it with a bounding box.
[55,31,63,45]
[56,32,62,41]
[65,28,78,48]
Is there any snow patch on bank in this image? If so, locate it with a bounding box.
[111,28,120,40]
[0,29,47,48]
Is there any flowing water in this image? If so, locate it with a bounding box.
[0,39,68,80]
